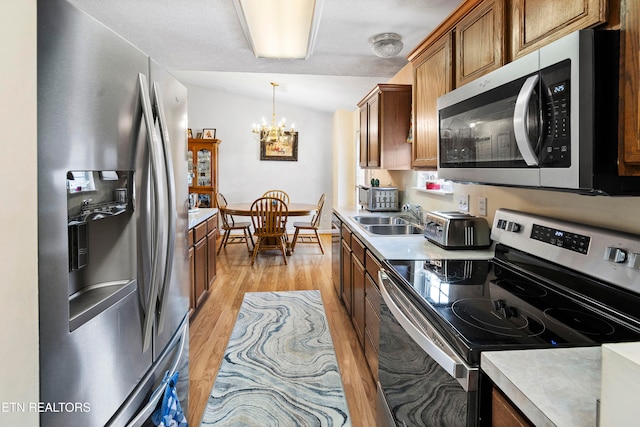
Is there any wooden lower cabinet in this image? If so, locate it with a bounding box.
[188,231,195,311]
[341,225,353,316]
[206,213,218,288]
[491,387,533,427]
[352,253,366,347]
[364,250,382,381]
[193,236,207,309]
[189,213,218,315]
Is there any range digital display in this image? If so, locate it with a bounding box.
[530,224,590,254]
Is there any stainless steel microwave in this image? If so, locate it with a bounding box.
[437,29,640,195]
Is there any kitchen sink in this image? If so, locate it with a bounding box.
[363,224,424,235]
[352,215,410,225]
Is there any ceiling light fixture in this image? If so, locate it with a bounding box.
[252,82,296,145]
[371,33,404,58]
[234,0,325,59]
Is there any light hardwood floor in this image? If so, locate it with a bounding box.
[188,234,378,426]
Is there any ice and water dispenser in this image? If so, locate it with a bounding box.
[66,170,136,330]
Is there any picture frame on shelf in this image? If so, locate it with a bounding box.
[202,128,216,139]
[188,128,193,139]
[196,132,203,139]
[260,131,298,161]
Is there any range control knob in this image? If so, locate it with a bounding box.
[506,221,521,232]
[604,246,627,263]
[629,253,640,270]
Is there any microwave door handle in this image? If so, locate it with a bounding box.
[513,74,540,166]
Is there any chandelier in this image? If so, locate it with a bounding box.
[252,82,295,145]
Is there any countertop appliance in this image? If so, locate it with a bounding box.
[358,185,400,211]
[424,211,491,249]
[331,213,343,299]
[38,1,189,425]
[377,208,640,426]
[437,29,640,195]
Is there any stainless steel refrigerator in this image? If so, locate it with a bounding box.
[37,1,190,425]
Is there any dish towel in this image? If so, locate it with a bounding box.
[152,371,188,427]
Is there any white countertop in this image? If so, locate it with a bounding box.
[188,207,218,230]
[333,206,495,261]
[482,347,602,427]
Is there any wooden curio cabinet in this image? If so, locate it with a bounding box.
[188,138,220,208]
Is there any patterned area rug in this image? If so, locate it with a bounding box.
[200,290,351,426]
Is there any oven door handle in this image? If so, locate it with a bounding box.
[379,269,477,391]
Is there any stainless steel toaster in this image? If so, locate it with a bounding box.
[424,211,491,249]
[358,185,399,211]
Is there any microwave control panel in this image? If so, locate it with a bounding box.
[540,59,571,167]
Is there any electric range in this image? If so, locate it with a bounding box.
[377,208,640,426]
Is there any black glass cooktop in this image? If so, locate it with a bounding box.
[385,245,640,365]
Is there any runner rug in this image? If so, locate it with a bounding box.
[200,290,351,426]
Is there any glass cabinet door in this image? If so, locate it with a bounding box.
[187,149,194,186]
[196,149,211,187]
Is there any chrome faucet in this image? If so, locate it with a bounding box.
[401,203,424,225]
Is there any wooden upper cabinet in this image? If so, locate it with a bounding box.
[456,0,506,87]
[510,0,608,59]
[412,33,453,168]
[358,84,412,170]
[620,0,640,174]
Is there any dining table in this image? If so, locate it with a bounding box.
[223,202,318,218]
[223,202,318,255]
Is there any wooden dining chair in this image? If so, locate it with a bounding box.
[262,189,290,205]
[216,193,254,254]
[250,196,289,265]
[291,193,325,254]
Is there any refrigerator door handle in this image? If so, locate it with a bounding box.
[151,80,177,334]
[138,73,166,352]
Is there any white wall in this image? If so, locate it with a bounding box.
[0,1,40,425]
[184,84,334,231]
[390,171,640,235]
[332,110,357,208]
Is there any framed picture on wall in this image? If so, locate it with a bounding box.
[202,128,216,139]
[260,131,298,161]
